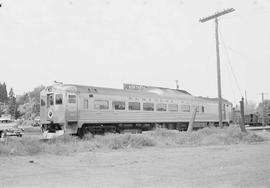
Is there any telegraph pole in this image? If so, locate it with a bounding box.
[258,92,268,126]
[245,90,248,114]
[175,80,179,90]
[239,97,247,132]
[199,8,235,128]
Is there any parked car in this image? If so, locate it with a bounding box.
[0,117,24,138]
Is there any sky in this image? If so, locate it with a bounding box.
[0,0,270,105]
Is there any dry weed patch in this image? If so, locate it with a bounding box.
[0,125,268,156]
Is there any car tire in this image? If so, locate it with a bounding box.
[0,131,6,138]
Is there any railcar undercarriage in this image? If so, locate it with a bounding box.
[42,123,64,139]
[42,121,229,139]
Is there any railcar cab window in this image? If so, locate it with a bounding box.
[40,98,46,106]
[47,94,54,106]
[112,101,125,110]
[55,94,63,105]
[168,104,178,112]
[156,103,167,111]
[143,103,154,111]
[94,100,109,110]
[128,102,140,111]
[68,95,76,103]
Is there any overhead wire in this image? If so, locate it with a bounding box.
[222,52,238,104]
[218,29,243,99]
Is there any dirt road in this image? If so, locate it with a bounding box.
[1,142,270,188]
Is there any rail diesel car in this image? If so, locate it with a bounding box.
[40,83,232,137]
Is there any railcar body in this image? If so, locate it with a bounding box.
[40,83,232,137]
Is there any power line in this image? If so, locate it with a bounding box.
[218,30,243,98]
[223,54,237,104]
[221,43,258,65]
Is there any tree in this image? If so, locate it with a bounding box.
[17,103,33,120]
[0,82,3,103]
[17,85,45,119]
[8,88,16,119]
[2,82,8,103]
[256,99,270,125]
[245,100,257,114]
[0,82,8,103]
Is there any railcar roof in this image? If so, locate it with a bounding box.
[197,96,231,104]
[44,83,231,103]
[57,84,195,100]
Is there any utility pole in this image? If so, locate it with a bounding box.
[258,92,268,126]
[245,90,248,115]
[239,97,247,132]
[199,8,235,128]
[175,80,179,90]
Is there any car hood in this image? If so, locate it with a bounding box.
[0,122,20,131]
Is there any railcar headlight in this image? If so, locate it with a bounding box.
[48,110,53,119]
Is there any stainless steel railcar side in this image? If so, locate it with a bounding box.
[40,83,232,137]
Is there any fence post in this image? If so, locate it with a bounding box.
[187,107,197,133]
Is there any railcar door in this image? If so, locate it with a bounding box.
[46,93,54,121]
[66,93,78,121]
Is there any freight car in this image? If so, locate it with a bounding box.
[40,83,232,137]
[244,113,262,126]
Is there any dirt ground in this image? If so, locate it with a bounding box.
[0,141,270,188]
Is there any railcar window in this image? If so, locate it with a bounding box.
[112,101,125,110]
[128,102,140,111]
[201,106,205,113]
[94,100,109,110]
[48,94,54,106]
[55,94,63,105]
[181,104,190,112]
[143,103,154,111]
[83,99,88,109]
[156,103,167,111]
[191,105,200,112]
[68,95,76,103]
[41,99,45,106]
[168,104,178,112]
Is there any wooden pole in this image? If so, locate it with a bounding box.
[215,18,223,128]
[187,107,197,133]
[199,8,235,128]
[239,97,247,133]
[245,90,248,115]
[257,92,268,126]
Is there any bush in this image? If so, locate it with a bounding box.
[0,125,268,156]
[92,134,156,150]
[146,126,266,146]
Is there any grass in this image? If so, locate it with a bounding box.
[0,125,269,156]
